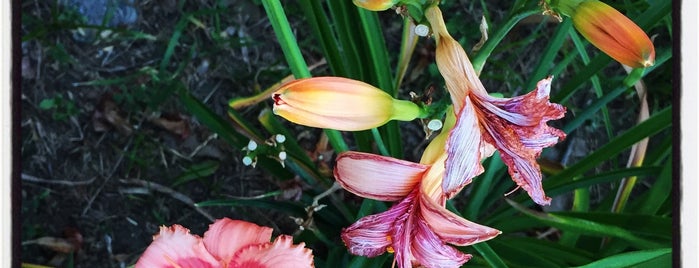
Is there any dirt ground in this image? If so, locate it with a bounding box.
[19,1,668,267]
[20,1,312,266]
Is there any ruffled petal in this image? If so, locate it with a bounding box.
[203,218,273,263]
[230,235,314,268]
[443,96,486,199]
[335,151,427,201]
[472,77,566,205]
[341,191,415,258]
[419,193,500,246]
[411,218,472,268]
[135,225,219,268]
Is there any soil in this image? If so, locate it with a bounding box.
[20,1,306,266]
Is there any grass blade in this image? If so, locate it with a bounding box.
[574,248,671,268]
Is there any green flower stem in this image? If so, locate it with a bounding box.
[356,7,404,158]
[261,0,348,153]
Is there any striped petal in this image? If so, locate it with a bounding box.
[411,218,472,268]
[341,190,415,257]
[472,77,566,205]
[443,96,486,199]
[135,225,219,268]
[419,193,501,246]
[334,151,427,201]
[203,218,273,264]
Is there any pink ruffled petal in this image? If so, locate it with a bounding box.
[230,235,314,268]
[472,77,566,206]
[411,218,472,268]
[419,193,500,246]
[203,218,273,263]
[341,191,416,257]
[335,151,427,201]
[135,225,219,268]
[443,96,486,199]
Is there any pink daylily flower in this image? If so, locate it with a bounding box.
[426,6,567,205]
[335,151,501,268]
[135,217,314,268]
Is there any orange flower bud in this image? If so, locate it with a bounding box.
[571,0,655,68]
[272,77,422,131]
[353,0,399,11]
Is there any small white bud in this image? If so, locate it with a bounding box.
[427,119,443,131]
[278,151,287,161]
[415,24,430,37]
[275,134,286,143]
[242,156,253,166]
[247,140,258,151]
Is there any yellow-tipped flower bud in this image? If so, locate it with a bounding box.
[272,77,422,131]
[571,0,655,68]
[352,0,399,11]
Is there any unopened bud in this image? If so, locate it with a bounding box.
[415,24,429,37]
[427,119,443,131]
[275,134,286,143]
[242,156,253,166]
[247,140,258,151]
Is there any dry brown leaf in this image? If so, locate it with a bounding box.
[149,113,191,139]
[92,93,133,135]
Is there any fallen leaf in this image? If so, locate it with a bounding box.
[149,113,191,139]
[92,93,133,135]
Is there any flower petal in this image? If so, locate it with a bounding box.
[203,218,273,263]
[411,218,472,268]
[443,96,486,199]
[419,193,501,246]
[472,77,566,205]
[341,190,416,257]
[135,225,219,268]
[230,235,314,268]
[335,151,427,201]
[426,6,488,113]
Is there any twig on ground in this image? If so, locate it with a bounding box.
[119,179,215,222]
[22,173,97,186]
[81,138,132,216]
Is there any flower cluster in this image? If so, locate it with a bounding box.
[267,2,574,266]
[135,218,314,268]
[133,1,657,267]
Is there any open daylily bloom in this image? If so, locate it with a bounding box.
[335,127,501,268]
[272,77,422,131]
[426,6,566,205]
[353,0,399,11]
[135,217,314,268]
